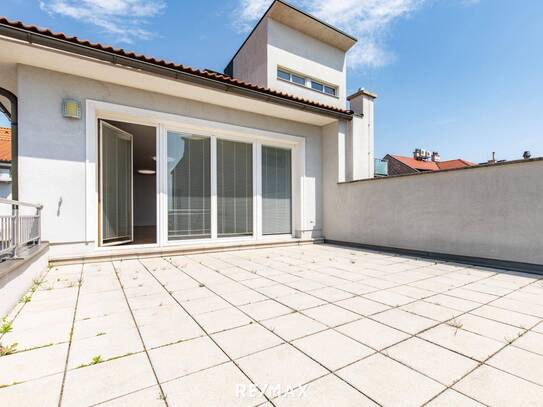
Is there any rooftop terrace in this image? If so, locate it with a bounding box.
[1,244,543,406]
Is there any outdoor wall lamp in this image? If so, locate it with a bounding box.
[62,99,82,119]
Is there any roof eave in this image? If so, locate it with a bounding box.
[226,0,357,71]
[0,20,353,121]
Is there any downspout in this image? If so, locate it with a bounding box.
[0,88,18,200]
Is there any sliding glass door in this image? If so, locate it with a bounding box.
[262,146,292,235]
[167,132,211,240]
[164,130,293,243]
[217,140,253,237]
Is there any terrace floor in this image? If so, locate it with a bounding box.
[1,244,543,406]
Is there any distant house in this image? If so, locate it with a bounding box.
[384,152,476,176]
[0,127,11,198]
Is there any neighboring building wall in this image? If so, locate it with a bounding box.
[384,155,418,176]
[16,65,324,254]
[267,19,347,109]
[321,158,543,265]
[231,19,268,88]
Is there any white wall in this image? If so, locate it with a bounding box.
[0,62,17,95]
[232,19,268,88]
[267,19,347,109]
[16,65,324,253]
[321,150,543,266]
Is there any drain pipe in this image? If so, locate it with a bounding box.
[0,88,17,200]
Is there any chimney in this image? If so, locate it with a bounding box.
[345,88,377,180]
[487,152,497,164]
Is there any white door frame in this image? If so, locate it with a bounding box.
[86,100,306,251]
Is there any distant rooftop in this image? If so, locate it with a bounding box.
[386,154,476,173]
[0,127,11,163]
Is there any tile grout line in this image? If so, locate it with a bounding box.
[136,259,279,407]
[161,256,385,407]
[112,260,170,407]
[57,263,84,407]
[174,255,472,396]
[208,249,543,347]
[0,266,52,343]
[420,276,543,405]
[180,250,543,401]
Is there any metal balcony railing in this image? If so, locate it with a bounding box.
[0,198,43,260]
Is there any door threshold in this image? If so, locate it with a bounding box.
[49,237,323,266]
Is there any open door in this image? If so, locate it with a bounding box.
[100,121,134,246]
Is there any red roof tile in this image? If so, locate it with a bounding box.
[390,155,440,171]
[390,155,477,172]
[436,159,477,170]
[0,127,11,162]
[0,17,352,116]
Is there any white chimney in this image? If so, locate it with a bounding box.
[346,89,377,180]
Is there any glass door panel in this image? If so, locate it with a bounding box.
[217,139,253,237]
[262,146,292,235]
[167,132,211,240]
[100,121,133,246]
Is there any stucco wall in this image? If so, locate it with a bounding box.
[16,65,323,249]
[0,63,17,95]
[267,19,347,109]
[232,18,268,88]
[322,149,543,265]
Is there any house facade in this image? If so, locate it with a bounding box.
[0,0,375,259]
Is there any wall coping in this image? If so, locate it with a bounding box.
[338,157,543,185]
[0,243,49,280]
[325,240,543,275]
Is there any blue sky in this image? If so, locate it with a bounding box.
[2,0,542,162]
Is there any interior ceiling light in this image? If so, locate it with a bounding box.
[138,169,156,175]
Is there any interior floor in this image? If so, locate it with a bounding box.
[132,226,157,245]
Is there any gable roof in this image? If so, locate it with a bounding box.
[390,155,440,171]
[388,155,477,172]
[0,127,11,163]
[0,17,352,118]
[436,159,477,170]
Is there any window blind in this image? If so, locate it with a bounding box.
[167,133,211,240]
[217,140,253,237]
[262,146,292,235]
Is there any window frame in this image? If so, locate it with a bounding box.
[216,139,254,238]
[161,124,300,246]
[86,100,306,251]
[166,131,212,241]
[276,67,338,98]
